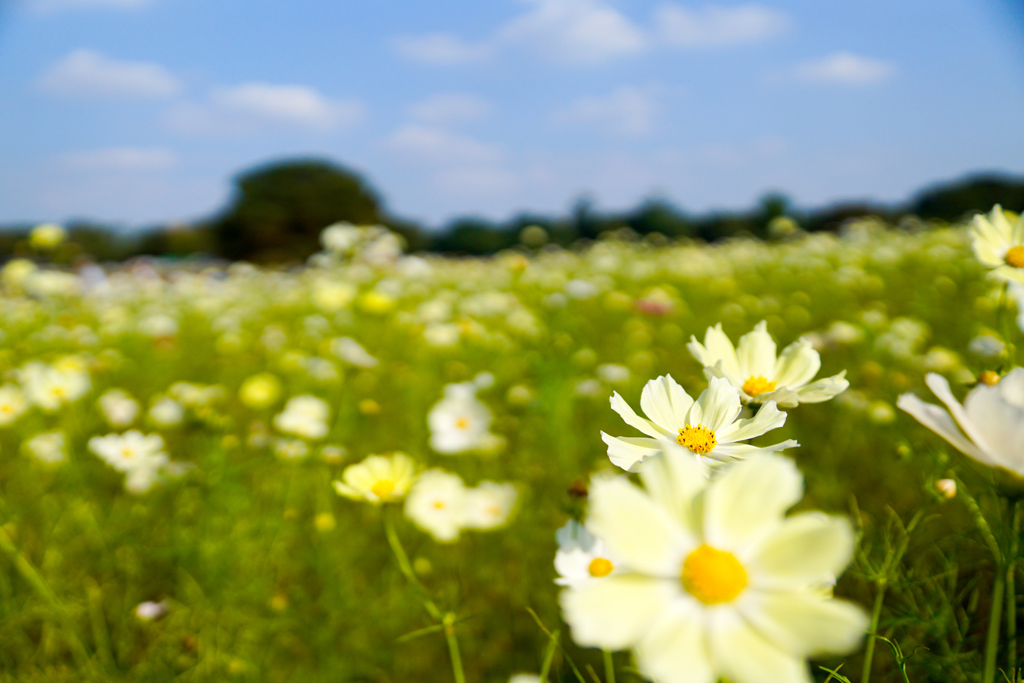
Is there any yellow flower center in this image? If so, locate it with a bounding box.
[681,545,747,605]
[1006,246,1024,268]
[370,480,395,500]
[742,376,777,397]
[677,424,717,454]
[455,416,470,430]
[121,448,134,458]
[979,370,1001,386]
[588,558,614,577]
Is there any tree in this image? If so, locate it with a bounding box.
[210,159,383,263]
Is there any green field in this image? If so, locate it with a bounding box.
[0,218,1021,683]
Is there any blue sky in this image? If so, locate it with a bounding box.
[1,0,1022,228]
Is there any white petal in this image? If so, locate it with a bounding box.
[588,476,686,577]
[736,321,777,379]
[559,576,676,649]
[739,591,868,658]
[713,440,799,459]
[695,324,743,379]
[640,375,694,432]
[771,338,821,390]
[896,393,992,465]
[692,377,742,432]
[792,372,849,404]
[708,609,812,683]
[637,443,708,535]
[924,373,995,454]
[747,513,855,588]
[716,401,787,443]
[635,600,714,683]
[703,455,803,554]
[964,383,1024,474]
[610,392,672,439]
[601,433,662,471]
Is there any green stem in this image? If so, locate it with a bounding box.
[951,472,1003,563]
[603,650,615,683]
[984,567,1006,683]
[1008,500,1021,677]
[861,584,887,683]
[383,510,464,683]
[443,612,467,683]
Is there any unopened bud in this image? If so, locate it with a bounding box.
[936,479,957,499]
[978,371,1000,386]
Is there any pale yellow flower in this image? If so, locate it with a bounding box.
[333,453,418,504]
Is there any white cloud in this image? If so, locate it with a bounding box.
[386,125,503,165]
[655,3,789,47]
[555,85,659,136]
[165,83,365,135]
[391,34,493,65]
[38,49,181,99]
[498,0,648,64]
[59,147,177,171]
[795,52,895,85]
[435,166,520,195]
[408,93,492,124]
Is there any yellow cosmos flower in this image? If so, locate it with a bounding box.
[333,453,418,504]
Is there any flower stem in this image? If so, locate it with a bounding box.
[860,583,887,683]
[443,612,467,683]
[1008,499,1021,676]
[984,566,1006,683]
[383,509,465,683]
[603,649,616,683]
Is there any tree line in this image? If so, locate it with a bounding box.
[2,158,1023,264]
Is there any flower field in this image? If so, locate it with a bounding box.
[1,213,1023,683]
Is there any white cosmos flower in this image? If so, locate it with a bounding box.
[274,395,330,440]
[0,385,28,426]
[88,431,168,473]
[601,375,797,472]
[687,322,849,407]
[970,205,1024,284]
[555,520,623,588]
[404,469,468,543]
[897,369,1024,476]
[427,382,497,455]
[88,430,171,494]
[25,431,67,464]
[460,481,518,530]
[98,388,139,427]
[559,452,867,683]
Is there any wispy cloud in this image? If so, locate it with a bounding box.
[393,1,790,66]
[654,3,789,47]
[408,93,492,124]
[386,125,503,165]
[390,34,494,65]
[555,85,660,136]
[794,52,895,85]
[497,0,648,65]
[38,49,181,99]
[59,147,177,171]
[165,83,365,134]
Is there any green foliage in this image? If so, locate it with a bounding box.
[210,159,383,263]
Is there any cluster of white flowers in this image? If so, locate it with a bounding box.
[332,452,519,543]
[559,320,866,683]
